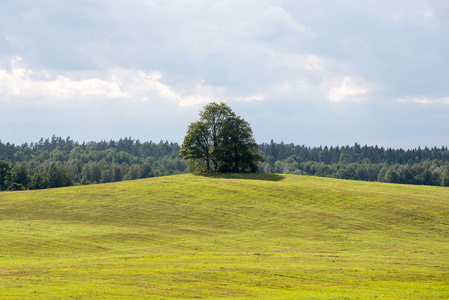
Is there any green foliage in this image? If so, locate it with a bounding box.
[180,102,263,172]
[216,116,262,172]
[11,162,30,188]
[29,162,73,189]
[2,136,449,189]
[0,158,11,191]
[260,142,449,187]
[0,137,188,190]
[0,174,448,298]
[179,121,212,170]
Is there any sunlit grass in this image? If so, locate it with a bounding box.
[0,174,448,299]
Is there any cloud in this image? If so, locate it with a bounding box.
[1,1,449,147]
[174,82,265,107]
[397,97,449,105]
[0,56,266,108]
[326,77,371,102]
[0,57,127,101]
[393,5,448,30]
[267,51,330,73]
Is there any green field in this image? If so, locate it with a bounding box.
[0,173,448,299]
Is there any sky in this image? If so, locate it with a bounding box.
[1,0,448,149]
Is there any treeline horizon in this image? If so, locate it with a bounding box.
[0,136,188,191]
[259,141,449,186]
[1,136,449,190]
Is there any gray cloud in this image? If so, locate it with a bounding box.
[0,0,448,148]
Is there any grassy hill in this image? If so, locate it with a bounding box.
[0,173,448,299]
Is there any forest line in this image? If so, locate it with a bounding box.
[1,136,449,190]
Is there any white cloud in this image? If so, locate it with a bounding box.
[1,1,449,147]
[0,56,266,108]
[234,94,265,102]
[326,77,371,102]
[130,71,181,102]
[176,82,265,107]
[394,7,443,29]
[267,51,329,73]
[177,82,226,107]
[0,57,127,101]
[397,97,449,104]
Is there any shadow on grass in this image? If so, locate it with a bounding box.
[193,172,285,182]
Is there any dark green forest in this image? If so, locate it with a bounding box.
[259,141,449,186]
[0,137,187,190]
[1,136,449,191]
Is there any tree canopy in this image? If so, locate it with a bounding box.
[0,158,11,191]
[1,135,449,190]
[0,137,188,190]
[179,102,263,172]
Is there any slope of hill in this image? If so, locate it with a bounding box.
[0,173,448,299]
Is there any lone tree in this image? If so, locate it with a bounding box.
[180,102,263,172]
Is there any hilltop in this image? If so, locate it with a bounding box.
[0,173,448,299]
[2,137,449,192]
